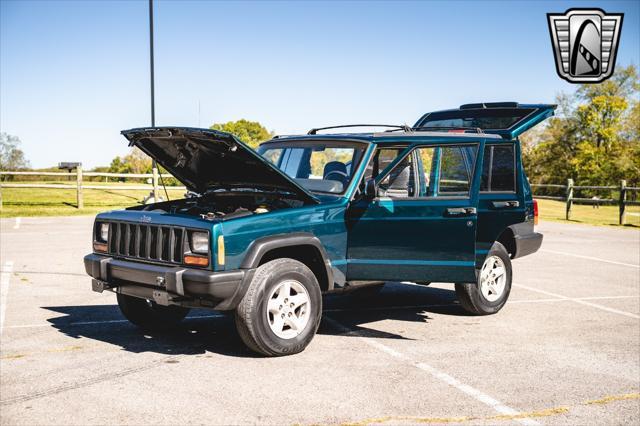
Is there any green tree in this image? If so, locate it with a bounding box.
[210,119,274,149]
[0,133,30,171]
[522,65,640,187]
[108,148,153,174]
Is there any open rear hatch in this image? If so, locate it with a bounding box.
[121,127,318,204]
[414,102,556,139]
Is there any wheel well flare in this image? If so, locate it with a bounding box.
[259,245,329,292]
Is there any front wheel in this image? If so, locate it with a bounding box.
[235,258,322,356]
[455,242,512,315]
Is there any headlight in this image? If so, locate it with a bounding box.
[97,223,109,242]
[190,232,209,254]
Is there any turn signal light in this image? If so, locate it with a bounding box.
[533,199,539,226]
[93,242,108,253]
[184,255,209,267]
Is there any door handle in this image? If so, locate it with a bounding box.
[445,207,477,216]
[491,200,520,209]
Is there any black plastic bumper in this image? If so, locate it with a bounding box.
[84,253,254,310]
[513,231,543,259]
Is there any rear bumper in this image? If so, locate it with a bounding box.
[84,253,254,310]
[513,231,543,259]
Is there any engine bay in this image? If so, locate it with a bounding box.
[129,191,304,221]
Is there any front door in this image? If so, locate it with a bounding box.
[346,141,482,283]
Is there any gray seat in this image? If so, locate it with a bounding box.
[384,160,414,197]
[323,161,349,187]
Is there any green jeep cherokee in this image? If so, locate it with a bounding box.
[84,102,553,356]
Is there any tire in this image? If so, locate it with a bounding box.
[116,293,189,330]
[455,242,512,315]
[235,258,322,356]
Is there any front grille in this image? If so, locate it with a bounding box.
[107,222,185,264]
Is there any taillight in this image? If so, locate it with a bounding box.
[533,199,539,226]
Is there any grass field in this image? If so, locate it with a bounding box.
[0,183,185,218]
[536,198,639,228]
[1,184,639,228]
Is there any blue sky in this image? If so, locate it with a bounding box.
[1,0,638,169]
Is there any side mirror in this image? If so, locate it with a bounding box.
[364,178,378,199]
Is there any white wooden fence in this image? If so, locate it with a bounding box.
[0,169,185,209]
[531,179,640,225]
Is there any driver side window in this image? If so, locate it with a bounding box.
[378,144,477,198]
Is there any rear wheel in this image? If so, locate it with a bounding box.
[455,242,512,315]
[235,258,322,356]
[116,293,190,330]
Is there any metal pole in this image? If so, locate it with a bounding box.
[149,0,155,127]
[149,0,159,200]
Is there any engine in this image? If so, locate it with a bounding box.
[132,191,303,221]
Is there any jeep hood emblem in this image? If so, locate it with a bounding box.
[140,215,152,223]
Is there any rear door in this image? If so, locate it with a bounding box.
[414,103,556,139]
[346,141,483,283]
[475,141,526,259]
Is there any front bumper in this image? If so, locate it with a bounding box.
[84,253,254,310]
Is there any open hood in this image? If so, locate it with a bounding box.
[414,102,556,139]
[121,127,318,204]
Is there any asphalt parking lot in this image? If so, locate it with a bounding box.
[0,216,638,425]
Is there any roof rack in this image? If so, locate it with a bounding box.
[412,126,484,134]
[307,124,411,135]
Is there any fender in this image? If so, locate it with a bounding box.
[240,232,334,290]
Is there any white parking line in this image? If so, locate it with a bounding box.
[1,261,14,336]
[515,284,640,319]
[12,217,21,229]
[325,317,539,426]
[540,249,640,269]
[3,314,225,329]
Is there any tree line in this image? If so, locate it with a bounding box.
[521,65,639,187]
[2,68,638,188]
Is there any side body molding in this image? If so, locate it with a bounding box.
[240,232,335,290]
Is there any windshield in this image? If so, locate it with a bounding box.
[257,141,366,194]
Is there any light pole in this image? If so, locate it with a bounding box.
[149,0,158,200]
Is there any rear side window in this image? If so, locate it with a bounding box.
[438,146,474,195]
[481,144,515,192]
